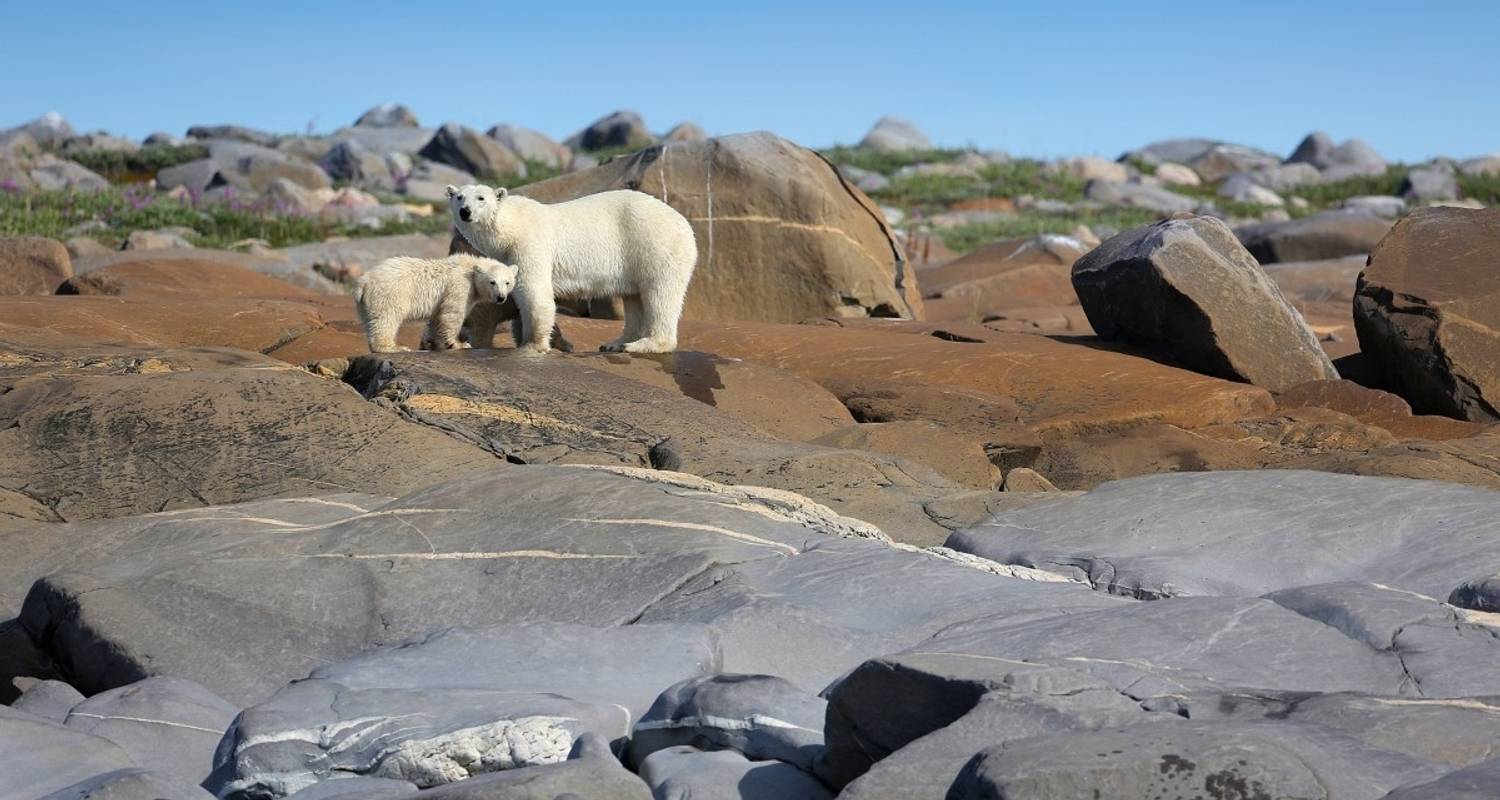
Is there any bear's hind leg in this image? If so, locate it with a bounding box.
[621,284,684,354]
[426,300,468,351]
[601,295,645,352]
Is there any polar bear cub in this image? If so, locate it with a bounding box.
[447,183,697,354]
[354,253,517,353]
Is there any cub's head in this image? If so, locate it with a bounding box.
[468,257,518,304]
[446,183,508,225]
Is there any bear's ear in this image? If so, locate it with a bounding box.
[445,185,458,198]
[496,187,509,200]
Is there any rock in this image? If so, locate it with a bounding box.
[1382,757,1500,800]
[59,132,138,155]
[0,347,496,530]
[399,159,477,202]
[354,103,420,128]
[1243,161,1323,191]
[7,464,902,703]
[27,154,110,191]
[1188,143,1280,182]
[1072,215,1337,391]
[946,721,1439,800]
[317,139,394,185]
[11,679,84,723]
[859,117,930,152]
[1151,162,1200,186]
[155,158,226,193]
[1287,131,1335,166]
[0,236,73,295]
[123,229,194,250]
[1218,174,1285,205]
[383,733,651,799]
[63,237,113,261]
[1000,468,1056,492]
[1400,167,1461,202]
[485,124,570,169]
[35,768,217,800]
[211,623,716,798]
[419,123,526,180]
[1354,206,1500,420]
[1083,179,1198,214]
[519,132,922,321]
[1052,157,1127,183]
[4,111,74,147]
[918,234,1087,323]
[638,747,831,800]
[946,469,1500,602]
[0,705,138,799]
[1029,422,1265,490]
[1344,194,1408,217]
[565,110,653,152]
[162,141,332,193]
[1236,209,1393,263]
[819,378,1041,471]
[1289,132,1388,177]
[65,677,237,785]
[1120,137,1220,167]
[1275,429,1500,490]
[283,777,417,799]
[662,122,708,142]
[1458,153,1500,177]
[185,124,277,147]
[630,674,825,771]
[811,421,999,488]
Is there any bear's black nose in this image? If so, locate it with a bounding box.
[459,207,472,222]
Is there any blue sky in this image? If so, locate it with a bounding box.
[4,1,1497,162]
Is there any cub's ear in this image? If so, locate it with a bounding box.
[496,187,509,199]
[445,185,458,198]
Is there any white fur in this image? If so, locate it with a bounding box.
[354,253,517,353]
[447,183,698,354]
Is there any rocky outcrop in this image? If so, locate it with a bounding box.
[0,236,72,295]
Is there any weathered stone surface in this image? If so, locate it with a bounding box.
[1382,756,1500,799]
[811,422,999,488]
[283,777,416,800]
[1187,142,1280,182]
[638,747,831,800]
[485,124,570,169]
[37,768,217,800]
[1083,179,1197,214]
[1273,428,1500,490]
[946,721,1441,800]
[418,123,525,180]
[630,674,825,771]
[1354,206,1500,421]
[8,465,899,704]
[186,124,277,146]
[1400,167,1460,202]
[565,110,654,152]
[345,350,960,544]
[947,470,1500,602]
[917,234,1086,323]
[77,242,346,294]
[11,679,83,723]
[212,624,716,798]
[519,132,922,322]
[65,677,237,785]
[1236,209,1393,263]
[662,122,708,143]
[355,103,420,129]
[818,377,1039,470]
[1028,422,1265,489]
[206,140,332,192]
[1073,216,1338,391]
[0,236,73,296]
[859,117,930,152]
[0,705,139,799]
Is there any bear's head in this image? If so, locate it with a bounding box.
[469,257,518,304]
[446,183,507,225]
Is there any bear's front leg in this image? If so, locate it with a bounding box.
[427,300,468,351]
[516,280,556,354]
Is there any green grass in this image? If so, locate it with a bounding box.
[65,144,210,184]
[1282,166,1407,206]
[1458,171,1500,205]
[978,160,1090,202]
[937,208,1165,253]
[494,159,564,189]
[0,187,451,249]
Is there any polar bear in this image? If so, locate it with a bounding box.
[354,253,517,353]
[446,183,697,354]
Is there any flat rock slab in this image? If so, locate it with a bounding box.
[213,624,716,799]
[630,674,826,770]
[0,357,496,529]
[946,469,1500,603]
[74,247,341,294]
[0,705,138,799]
[1354,206,1500,421]
[346,350,960,544]
[10,465,889,704]
[64,676,237,786]
[1236,210,1393,264]
[638,746,831,800]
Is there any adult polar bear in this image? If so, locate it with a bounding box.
[446,184,698,354]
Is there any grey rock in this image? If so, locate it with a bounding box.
[1288,130,1335,166]
[1236,209,1393,262]
[355,103,420,129]
[213,623,713,798]
[0,705,138,799]
[1400,167,1460,202]
[142,131,181,146]
[11,679,84,723]
[946,721,1443,800]
[328,126,436,155]
[185,124,277,146]
[316,139,393,185]
[639,747,831,800]
[1119,137,1220,167]
[5,112,74,147]
[38,768,216,800]
[400,159,477,202]
[65,677,237,785]
[389,732,649,799]
[946,470,1500,603]
[1071,215,1337,391]
[1243,161,1322,191]
[1218,173,1285,205]
[59,132,139,156]
[1458,154,1500,177]
[206,140,331,192]
[1188,142,1281,182]
[284,778,417,800]
[1344,195,1408,218]
[418,123,525,180]
[662,122,708,143]
[155,159,225,193]
[485,124,570,169]
[1381,756,1500,799]
[274,232,448,277]
[1289,132,1388,177]
[859,117,930,152]
[1083,179,1198,214]
[1450,572,1500,612]
[28,155,109,191]
[564,110,653,152]
[630,674,825,771]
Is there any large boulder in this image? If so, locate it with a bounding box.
[1083,179,1198,214]
[0,236,72,295]
[485,124,570,169]
[418,123,526,180]
[354,103,420,128]
[1288,131,1388,178]
[662,121,708,143]
[1399,166,1460,202]
[917,233,1088,324]
[26,154,110,191]
[1354,206,1500,420]
[3,111,74,147]
[65,677,237,785]
[160,141,332,193]
[859,117,930,152]
[564,110,653,152]
[1072,216,1337,391]
[1236,209,1393,263]
[518,132,923,322]
[1187,142,1280,182]
[639,747,831,800]
[185,124,278,146]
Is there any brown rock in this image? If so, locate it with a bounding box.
[1001,467,1058,492]
[819,376,1041,469]
[419,123,526,180]
[1073,216,1338,392]
[1032,424,1267,490]
[1262,256,1367,359]
[0,294,328,354]
[812,421,1000,489]
[1275,378,1487,441]
[55,271,125,296]
[520,132,921,322]
[1222,407,1398,453]
[0,237,72,296]
[1275,428,1500,490]
[1354,206,1500,421]
[918,234,1086,323]
[1236,210,1393,264]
